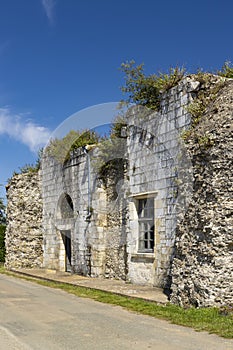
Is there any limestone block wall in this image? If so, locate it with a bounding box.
[170,80,233,307]
[41,146,128,279]
[42,150,91,274]
[126,77,197,287]
[5,172,43,268]
[41,76,200,287]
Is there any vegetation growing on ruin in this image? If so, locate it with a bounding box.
[42,59,233,173]
[120,60,185,110]
[120,60,233,147]
[94,117,128,186]
[181,70,227,145]
[218,60,233,78]
[45,129,100,163]
[10,60,233,174]
[186,75,226,123]
[120,60,233,118]
[179,61,233,144]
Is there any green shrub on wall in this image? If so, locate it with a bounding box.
[45,129,100,163]
[120,60,185,110]
[0,224,6,263]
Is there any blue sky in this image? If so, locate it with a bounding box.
[0,0,233,199]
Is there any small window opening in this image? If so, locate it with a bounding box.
[138,198,154,252]
[60,194,74,219]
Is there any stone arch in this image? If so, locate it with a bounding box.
[56,193,74,272]
[57,193,74,219]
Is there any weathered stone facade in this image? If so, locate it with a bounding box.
[41,144,128,279]
[125,83,193,287]
[41,77,196,287]
[5,75,233,307]
[5,172,43,268]
[170,80,233,307]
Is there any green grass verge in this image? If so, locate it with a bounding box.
[0,265,232,339]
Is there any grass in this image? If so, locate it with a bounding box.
[0,265,232,339]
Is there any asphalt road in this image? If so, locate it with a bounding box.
[0,274,232,350]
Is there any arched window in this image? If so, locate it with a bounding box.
[58,193,74,219]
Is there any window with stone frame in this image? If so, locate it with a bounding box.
[138,197,155,253]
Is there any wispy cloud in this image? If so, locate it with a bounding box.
[0,107,51,152]
[41,0,56,25]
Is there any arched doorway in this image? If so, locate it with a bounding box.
[57,193,74,272]
[61,230,72,272]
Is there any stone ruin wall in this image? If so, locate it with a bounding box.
[170,79,233,307]
[125,79,195,288]
[5,172,43,269]
[101,164,128,280]
[4,76,233,307]
[41,147,128,280]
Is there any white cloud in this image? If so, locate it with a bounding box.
[0,107,51,152]
[41,0,56,24]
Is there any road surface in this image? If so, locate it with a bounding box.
[0,274,232,350]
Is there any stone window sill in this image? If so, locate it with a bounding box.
[131,253,154,263]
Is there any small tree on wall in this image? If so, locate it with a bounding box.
[119,60,233,112]
[120,60,185,110]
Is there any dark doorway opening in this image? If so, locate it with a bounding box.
[61,230,72,272]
